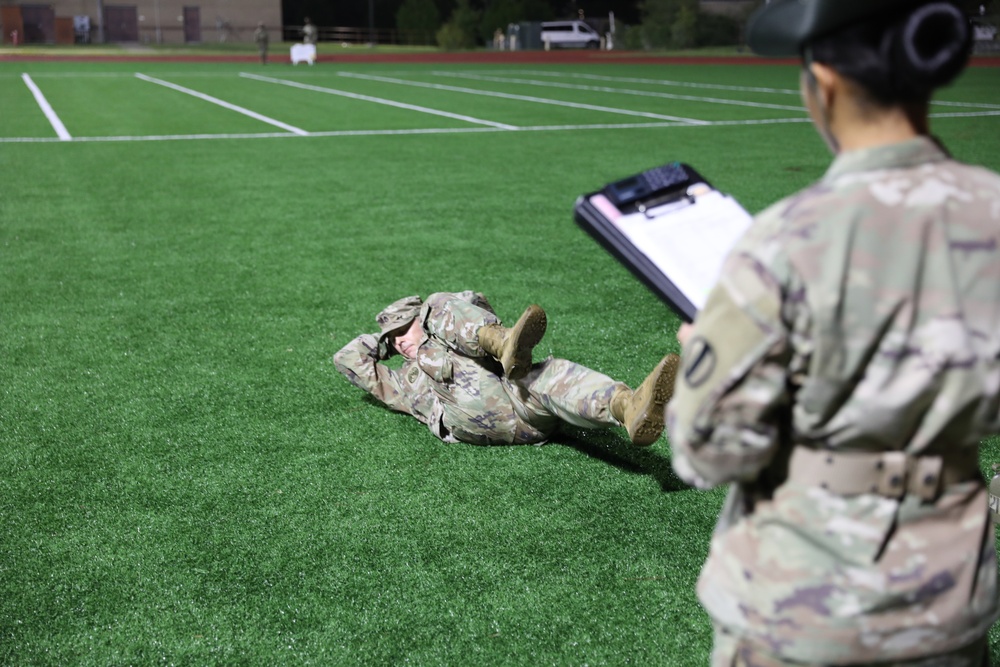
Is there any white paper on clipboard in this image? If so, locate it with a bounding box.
[590,188,753,312]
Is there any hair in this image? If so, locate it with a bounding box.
[808,2,972,106]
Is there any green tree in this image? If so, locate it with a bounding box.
[437,0,481,48]
[396,0,441,44]
[638,0,703,49]
[671,2,697,49]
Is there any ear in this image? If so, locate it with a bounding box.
[807,61,839,109]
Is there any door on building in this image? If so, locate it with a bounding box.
[104,5,138,42]
[20,4,55,44]
[183,7,201,43]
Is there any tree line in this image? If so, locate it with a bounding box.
[396,0,755,50]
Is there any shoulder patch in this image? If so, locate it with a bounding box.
[406,365,421,384]
[684,336,716,388]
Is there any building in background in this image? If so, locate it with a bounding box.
[0,0,281,45]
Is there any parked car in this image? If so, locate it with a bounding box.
[540,20,601,49]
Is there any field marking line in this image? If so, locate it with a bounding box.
[0,127,504,143]
[0,117,807,144]
[336,71,711,125]
[134,72,310,136]
[431,71,807,112]
[930,110,1000,118]
[16,68,1000,111]
[239,71,518,130]
[4,111,998,144]
[931,100,1000,110]
[480,70,803,95]
[21,73,72,140]
[467,70,1000,110]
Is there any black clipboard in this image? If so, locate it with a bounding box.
[574,162,751,323]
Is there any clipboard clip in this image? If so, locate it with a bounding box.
[637,191,695,219]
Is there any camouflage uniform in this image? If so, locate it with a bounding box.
[253,24,268,63]
[668,137,1000,664]
[335,291,628,445]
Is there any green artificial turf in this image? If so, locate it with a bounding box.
[1,59,999,665]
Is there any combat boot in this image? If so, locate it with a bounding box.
[478,305,547,380]
[610,353,681,446]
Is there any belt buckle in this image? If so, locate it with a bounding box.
[877,451,908,498]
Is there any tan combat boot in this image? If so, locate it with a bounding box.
[478,305,547,380]
[610,353,681,446]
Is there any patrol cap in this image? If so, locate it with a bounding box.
[376,295,423,353]
[746,0,916,56]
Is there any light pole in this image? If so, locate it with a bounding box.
[96,0,105,43]
[368,0,375,46]
[153,0,161,43]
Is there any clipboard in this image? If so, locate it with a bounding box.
[574,162,753,322]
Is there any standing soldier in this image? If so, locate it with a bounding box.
[301,17,317,45]
[253,22,268,65]
[667,0,1000,665]
[334,292,679,447]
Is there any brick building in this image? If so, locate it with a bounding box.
[1,0,281,45]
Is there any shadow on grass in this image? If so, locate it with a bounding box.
[358,395,689,493]
[549,426,690,494]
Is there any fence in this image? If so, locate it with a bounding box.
[281,25,423,46]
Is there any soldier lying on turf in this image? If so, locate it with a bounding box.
[334,291,679,446]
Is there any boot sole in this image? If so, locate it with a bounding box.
[504,304,547,380]
[628,353,680,446]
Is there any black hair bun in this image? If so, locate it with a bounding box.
[886,2,972,94]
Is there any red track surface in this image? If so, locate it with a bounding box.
[2,50,998,66]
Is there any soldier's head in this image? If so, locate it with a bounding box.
[376,295,423,358]
[747,0,971,151]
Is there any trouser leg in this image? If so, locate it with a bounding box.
[422,292,499,357]
[507,357,625,431]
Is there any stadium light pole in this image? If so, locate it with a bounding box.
[368,0,375,46]
[153,0,161,43]
[96,0,105,43]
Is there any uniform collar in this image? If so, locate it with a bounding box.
[823,136,951,182]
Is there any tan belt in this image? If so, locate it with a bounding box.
[787,446,981,501]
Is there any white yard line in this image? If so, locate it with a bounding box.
[0,127,502,144]
[336,71,711,125]
[134,73,310,136]
[478,70,802,95]
[2,110,997,144]
[929,110,1000,118]
[21,74,72,140]
[431,71,806,112]
[481,70,1000,111]
[932,100,1000,110]
[0,117,806,144]
[239,72,518,130]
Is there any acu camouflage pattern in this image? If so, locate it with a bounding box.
[667,137,1000,663]
[335,291,627,445]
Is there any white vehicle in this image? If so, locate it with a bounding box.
[541,20,601,49]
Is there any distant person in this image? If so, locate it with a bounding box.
[334,291,679,447]
[301,17,317,45]
[253,22,269,65]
